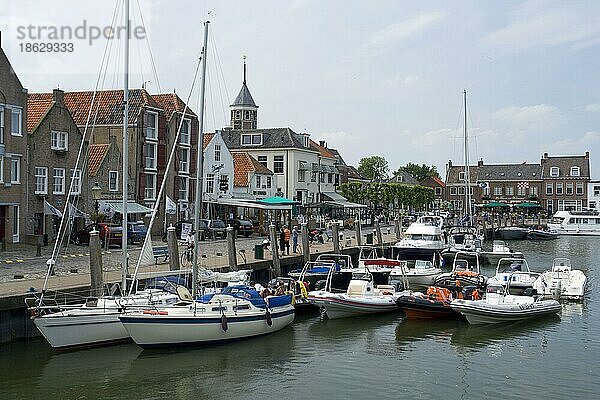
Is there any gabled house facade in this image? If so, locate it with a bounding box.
[387,170,420,185]
[0,41,27,243]
[202,132,234,203]
[444,160,480,211]
[588,181,600,211]
[26,89,85,238]
[232,152,276,200]
[420,176,445,209]
[541,152,590,213]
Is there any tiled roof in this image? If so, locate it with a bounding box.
[446,164,480,184]
[29,89,159,126]
[387,170,420,185]
[202,133,215,150]
[347,165,368,181]
[327,147,347,166]
[310,140,336,159]
[221,128,307,149]
[88,144,110,177]
[541,154,590,178]
[26,97,53,133]
[231,83,257,107]
[152,93,197,120]
[478,164,542,181]
[232,152,273,187]
[430,176,445,187]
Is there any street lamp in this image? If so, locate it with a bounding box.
[91,181,102,230]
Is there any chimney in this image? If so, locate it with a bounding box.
[448,159,452,168]
[543,152,548,159]
[319,140,325,148]
[53,88,65,105]
[477,158,483,167]
[585,151,589,159]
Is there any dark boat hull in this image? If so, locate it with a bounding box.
[495,228,529,240]
[396,295,462,319]
[527,230,558,240]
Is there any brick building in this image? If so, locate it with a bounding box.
[541,152,590,213]
[420,176,445,209]
[0,41,27,243]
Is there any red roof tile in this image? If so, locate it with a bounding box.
[26,97,53,133]
[202,132,215,150]
[88,144,110,177]
[310,140,336,159]
[232,152,273,187]
[152,93,197,120]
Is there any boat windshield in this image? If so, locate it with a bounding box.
[415,260,433,270]
[454,260,469,271]
[486,285,504,295]
[501,262,523,273]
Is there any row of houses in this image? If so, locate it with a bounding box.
[0,43,355,244]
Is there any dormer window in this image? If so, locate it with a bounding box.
[570,166,580,177]
[242,134,262,146]
[145,111,158,140]
[550,167,560,177]
[303,135,309,148]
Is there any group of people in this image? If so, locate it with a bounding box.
[278,225,298,256]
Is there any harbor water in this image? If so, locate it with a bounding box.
[1,236,599,400]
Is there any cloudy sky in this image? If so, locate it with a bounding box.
[2,0,600,177]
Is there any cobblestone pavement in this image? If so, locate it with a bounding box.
[0,226,397,293]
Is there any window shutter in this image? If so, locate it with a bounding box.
[138,173,145,197]
[157,144,167,169]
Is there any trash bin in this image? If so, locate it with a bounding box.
[366,232,374,245]
[254,243,264,260]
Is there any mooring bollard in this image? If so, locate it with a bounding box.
[394,218,401,240]
[36,236,42,257]
[332,222,340,254]
[355,218,362,246]
[226,226,238,271]
[89,229,103,297]
[375,219,383,247]
[167,226,180,271]
[269,223,281,277]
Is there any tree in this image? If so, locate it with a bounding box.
[358,156,389,182]
[398,163,440,182]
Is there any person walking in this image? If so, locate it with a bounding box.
[284,226,291,255]
[279,227,286,256]
[291,226,298,253]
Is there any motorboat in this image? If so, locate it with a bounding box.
[266,277,314,312]
[547,209,600,236]
[486,258,539,295]
[495,226,529,240]
[119,285,295,348]
[533,258,587,301]
[396,286,481,320]
[450,276,561,324]
[394,219,447,259]
[320,252,390,287]
[434,251,487,289]
[390,259,442,290]
[288,260,339,290]
[479,240,524,266]
[527,227,559,240]
[447,226,483,252]
[307,267,407,319]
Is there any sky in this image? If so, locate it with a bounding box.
[2,0,600,178]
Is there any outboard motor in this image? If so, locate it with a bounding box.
[550,280,562,300]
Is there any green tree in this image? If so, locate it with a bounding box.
[358,156,389,182]
[398,163,440,182]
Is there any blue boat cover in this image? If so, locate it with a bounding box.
[221,286,267,308]
[267,294,293,308]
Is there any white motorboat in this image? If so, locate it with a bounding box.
[119,285,295,348]
[533,258,587,301]
[480,240,524,266]
[487,258,539,295]
[451,277,561,324]
[390,259,442,290]
[394,220,447,259]
[319,252,391,288]
[547,209,600,236]
[308,267,406,319]
[434,251,487,289]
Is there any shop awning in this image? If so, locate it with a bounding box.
[207,197,293,210]
[101,200,153,215]
[514,201,541,208]
[321,192,367,208]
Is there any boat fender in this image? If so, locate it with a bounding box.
[221,314,228,332]
[265,309,273,327]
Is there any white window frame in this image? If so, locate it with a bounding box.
[179,147,190,174]
[546,183,553,195]
[273,155,284,174]
[70,169,81,195]
[180,118,191,145]
[0,106,4,144]
[179,176,189,201]
[12,205,19,243]
[298,170,306,182]
[257,155,267,167]
[35,167,48,194]
[576,182,584,195]
[10,156,20,184]
[267,176,272,188]
[458,171,465,181]
[256,175,261,188]
[144,173,157,200]
[435,187,442,196]
[494,186,502,196]
[109,170,119,192]
[241,134,252,145]
[145,111,158,140]
[51,131,68,151]
[566,182,574,195]
[556,182,563,195]
[214,144,221,162]
[505,186,514,196]
[450,187,457,196]
[10,107,22,136]
[594,185,600,196]
[252,134,262,145]
[530,186,538,196]
[53,168,65,194]
[517,186,526,196]
[570,166,580,177]
[550,167,560,177]
[0,155,4,183]
[145,142,158,170]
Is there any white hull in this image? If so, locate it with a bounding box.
[308,293,400,319]
[390,270,441,290]
[533,271,587,300]
[546,226,600,236]
[120,306,295,348]
[451,299,561,324]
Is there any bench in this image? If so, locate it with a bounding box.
[153,246,169,264]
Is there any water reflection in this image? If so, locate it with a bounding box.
[307,313,403,340]
[395,318,463,349]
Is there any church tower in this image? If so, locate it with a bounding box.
[230,56,258,130]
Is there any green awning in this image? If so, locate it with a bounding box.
[257,196,299,205]
[514,201,541,208]
[483,201,509,208]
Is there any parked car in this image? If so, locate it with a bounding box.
[127,221,148,244]
[70,223,123,247]
[230,219,254,237]
[203,219,227,239]
[162,220,209,242]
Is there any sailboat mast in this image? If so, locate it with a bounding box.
[121,0,130,292]
[463,89,472,225]
[192,21,210,298]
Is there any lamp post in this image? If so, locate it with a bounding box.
[91,182,102,230]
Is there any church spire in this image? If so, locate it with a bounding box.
[243,55,247,85]
[230,55,258,130]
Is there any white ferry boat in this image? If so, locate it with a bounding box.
[547,210,600,236]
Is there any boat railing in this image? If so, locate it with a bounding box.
[496,257,530,274]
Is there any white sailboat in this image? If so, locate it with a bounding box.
[119,21,295,348]
[28,1,185,349]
